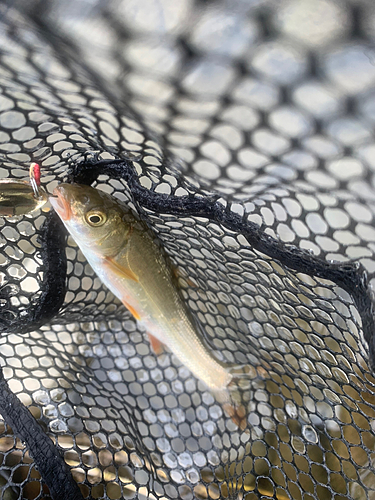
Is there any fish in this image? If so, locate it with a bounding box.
[50,183,248,429]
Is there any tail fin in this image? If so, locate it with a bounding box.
[213,385,248,431]
[223,400,248,431]
[214,365,263,431]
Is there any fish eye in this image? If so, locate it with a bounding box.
[86,211,107,227]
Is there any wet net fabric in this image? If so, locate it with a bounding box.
[1,0,375,499]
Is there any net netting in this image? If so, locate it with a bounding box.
[1,0,375,499]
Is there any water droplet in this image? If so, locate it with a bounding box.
[33,390,50,405]
[302,425,318,443]
[50,419,68,433]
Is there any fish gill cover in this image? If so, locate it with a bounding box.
[1,0,375,499]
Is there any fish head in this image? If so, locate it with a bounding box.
[50,183,131,255]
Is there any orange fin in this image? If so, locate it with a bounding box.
[104,256,138,282]
[122,300,141,321]
[148,333,164,356]
[222,402,247,431]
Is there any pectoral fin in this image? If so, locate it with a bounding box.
[148,333,165,356]
[104,256,138,282]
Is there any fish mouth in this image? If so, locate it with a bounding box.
[49,187,72,221]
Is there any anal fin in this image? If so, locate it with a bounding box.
[148,333,165,356]
[122,300,141,321]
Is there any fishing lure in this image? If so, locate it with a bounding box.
[0,163,47,217]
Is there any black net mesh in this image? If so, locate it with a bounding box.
[1,0,375,499]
